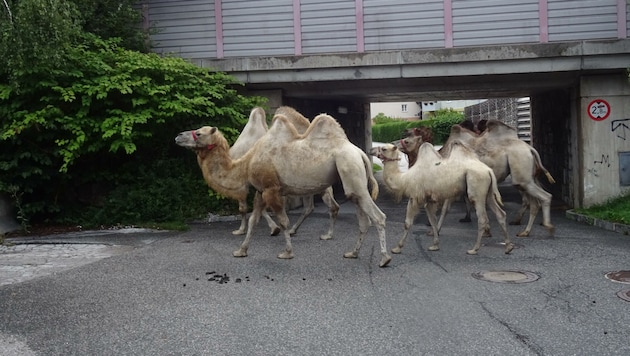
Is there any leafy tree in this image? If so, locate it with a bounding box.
[0,2,265,229]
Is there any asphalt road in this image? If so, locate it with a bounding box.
[1,178,629,356]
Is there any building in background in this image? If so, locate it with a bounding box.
[370,100,486,120]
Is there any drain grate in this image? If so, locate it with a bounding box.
[617,289,630,302]
[472,270,540,284]
[604,270,630,284]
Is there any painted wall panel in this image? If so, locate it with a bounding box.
[453,0,540,46]
[548,0,618,41]
[301,0,357,54]
[147,0,628,60]
[148,0,216,58]
[363,0,444,51]
[222,0,294,57]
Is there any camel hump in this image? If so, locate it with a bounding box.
[303,114,347,140]
[417,142,441,162]
[268,114,302,140]
[274,106,310,133]
[486,120,517,134]
[231,107,268,158]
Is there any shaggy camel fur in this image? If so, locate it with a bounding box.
[401,121,555,237]
[228,107,339,240]
[175,112,391,267]
[371,141,513,255]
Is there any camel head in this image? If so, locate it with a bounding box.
[393,134,424,155]
[175,126,229,152]
[370,144,401,163]
[401,126,433,143]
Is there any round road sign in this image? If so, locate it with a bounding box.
[587,99,610,121]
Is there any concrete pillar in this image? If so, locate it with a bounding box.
[578,73,630,207]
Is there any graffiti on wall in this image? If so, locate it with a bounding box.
[611,119,630,140]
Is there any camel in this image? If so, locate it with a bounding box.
[175,111,391,267]
[402,120,555,237]
[228,107,339,240]
[370,141,513,255]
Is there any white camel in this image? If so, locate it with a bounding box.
[401,121,555,237]
[371,141,513,255]
[175,112,391,267]
[442,121,555,237]
[229,107,339,240]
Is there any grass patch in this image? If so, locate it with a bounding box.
[573,193,630,225]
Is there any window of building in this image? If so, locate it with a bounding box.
[401,104,407,112]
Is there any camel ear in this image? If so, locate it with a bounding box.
[210,127,217,134]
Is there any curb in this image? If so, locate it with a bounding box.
[565,210,630,236]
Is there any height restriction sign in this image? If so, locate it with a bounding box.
[587,99,610,121]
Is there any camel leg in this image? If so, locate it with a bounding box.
[425,202,441,251]
[318,187,339,240]
[428,199,450,236]
[516,182,554,237]
[287,195,314,236]
[392,198,421,254]
[262,210,281,236]
[460,196,472,223]
[262,189,294,260]
[467,200,490,255]
[344,196,391,267]
[487,193,514,254]
[509,191,529,225]
[232,200,249,235]
[233,193,264,257]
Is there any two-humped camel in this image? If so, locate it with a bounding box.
[371,141,513,255]
[192,107,335,238]
[229,107,339,240]
[175,112,391,267]
[402,120,555,237]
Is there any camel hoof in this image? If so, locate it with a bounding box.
[343,251,358,259]
[459,217,472,223]
[504,243,514,254]
[277,251,294,259]
[466,249,478,255]
[516,231,530,238]
[320,234,333,240]
[288,230,297,237]
[428,245,439,251]
[233,249,248,257]
[483,231,492,238]
[546,225,556,236]
[426,230,434,236]
[270,227,281,236]
[391,246,402,254]
[232,229,246,235]
[379,254,392,267]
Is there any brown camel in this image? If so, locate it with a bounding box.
[175,112,391,267]
[371,141,513,255]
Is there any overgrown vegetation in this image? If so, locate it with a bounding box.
[573,193,630,225]
[372,109,464,144]
[0,0,265,231]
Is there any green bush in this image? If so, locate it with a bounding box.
[372,108,464,144]
[0,35,264,228]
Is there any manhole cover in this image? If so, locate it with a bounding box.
[617,289,630,302]
[605,270,630,284]
[472,270,540,284]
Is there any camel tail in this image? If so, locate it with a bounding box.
[489,170,504,207]
[361,151,379,200]
[530,146,556,184]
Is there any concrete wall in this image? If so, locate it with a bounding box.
[579,73,630,207]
